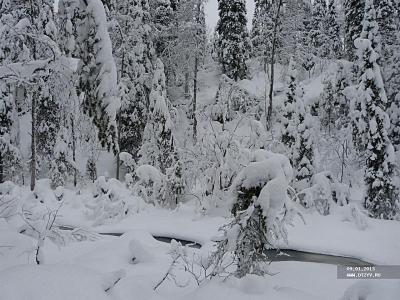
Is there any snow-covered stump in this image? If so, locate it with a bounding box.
[132,165,164,206]
[85,176,133,226]
[298,171,351,215]
[212,151,293,278]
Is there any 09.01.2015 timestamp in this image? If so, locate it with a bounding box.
[337,265,400,279]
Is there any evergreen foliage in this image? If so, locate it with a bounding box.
[344,0,365,61]
[325,0,343,59]
[356,38,398,219]
[216,0,250,81]
[116,0,155,162]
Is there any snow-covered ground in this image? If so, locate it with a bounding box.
[1,186,399,300]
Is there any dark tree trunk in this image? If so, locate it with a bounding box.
[192,0,203,142]
[193,56,198,141]
[116,113,121,180]
[0,154,4,184]
[266,0,283,130]
[71,116,77,186]
[30,93,36,191]
[29,0,37,191]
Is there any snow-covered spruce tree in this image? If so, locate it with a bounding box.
[0,82,21,183]
[309,0,328,58]
[378,1,400,149]
[320,77,338,134]
[164,157,185,207]
[319,62,354,133]
[293,95,315,191]
[325,0,343,59]
[212,151,292,278]
[149,0,190,87]
[0,2,27,65]
[37,0,58,48]
[251,0,274,64]
[354,37,398,219]
[216,0,250,81]
[139,59,171,172]
[58,0,79,57]
[115,0,155,169]
[36,80,60,170]
[360,0,381,56]
[350,89,368,153]
[350,0,380,152]
[34,1,65,175]
[281,59,299,153]
[76,0,120,154]
[387,31,400,149]
[375,0,397,66]
[139,59,184,206]
[280,0,312,68]
[49,127,76,189]
[86,156,98,182]
[334,62,354,128]
[150,0,199,90]
[344,0,365,61]
[149,0,174,55]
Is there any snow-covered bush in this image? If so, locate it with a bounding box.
[122,157,184,208]
[50,127,77,189]
[182,119,250,206]
[341,203,368,230]
[316,127,360,186]
[0,181,19,218]
[297,172,350,215]
[131,165,164,206]
[85,176,133,226]
[211,75,261,124]
[163,160,185,207]
[17,187,66,264]
[119,152,136,174]
[210,151,294,278]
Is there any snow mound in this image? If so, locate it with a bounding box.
[135,165,164,185]
[340,203,369,230]
[0,264,122,300]
[251,150,293,182]
[129,238,154,264]
[341,281,400,300]
[85,177,139,226]
[0,231,36,270]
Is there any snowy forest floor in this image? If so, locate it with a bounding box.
[1,185,400,300]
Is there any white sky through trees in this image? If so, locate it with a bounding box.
[55,0,254,32]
